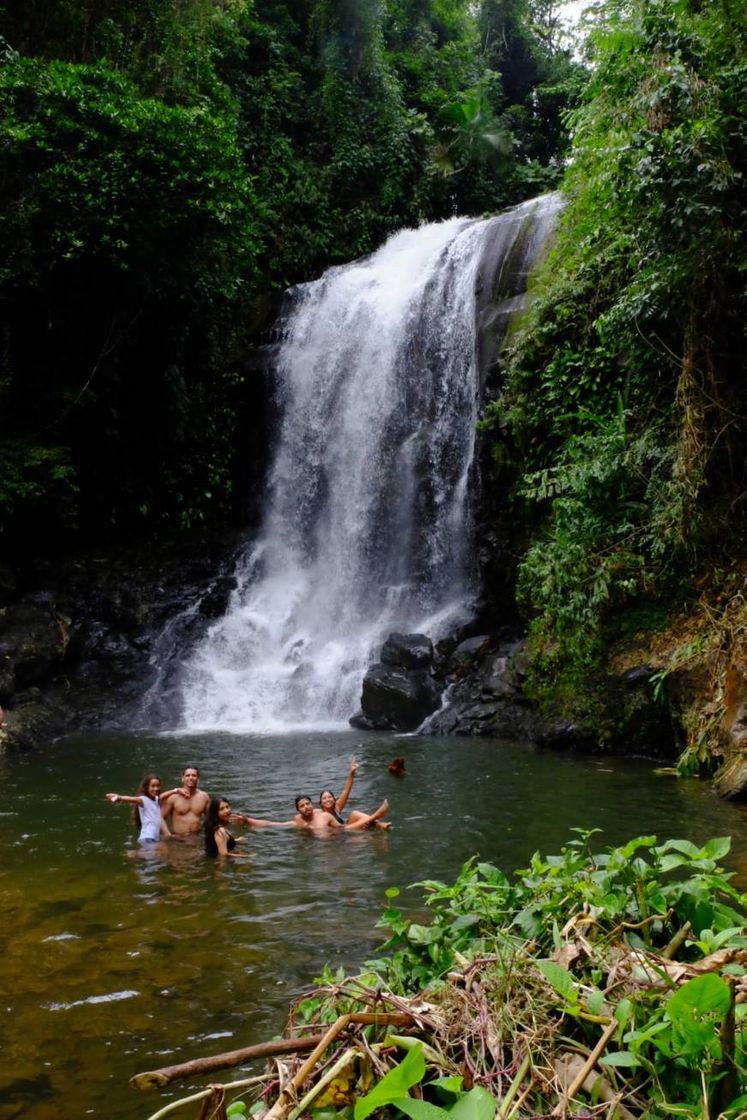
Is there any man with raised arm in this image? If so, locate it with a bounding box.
[160,764,210,836]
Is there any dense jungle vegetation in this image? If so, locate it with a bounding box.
[0,0,581,550]
[484,0,747,734]
[0,0,744,749]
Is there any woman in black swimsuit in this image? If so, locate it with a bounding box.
[204,797,241,857]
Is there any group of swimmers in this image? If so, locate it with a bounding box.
[105,758,391,857]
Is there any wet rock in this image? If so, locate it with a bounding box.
[380,632,434,670]
[714,753,747,799]
[353,662,441,732]
[0,534,241,749]
[425,637,533,736]
[198,576,238,619]
[0,595,71,690]
[451,634,492,674]
[481,653,520,698]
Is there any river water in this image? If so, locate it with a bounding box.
[2,728,746,1120]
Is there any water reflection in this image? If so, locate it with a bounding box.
[0,730,746,1120]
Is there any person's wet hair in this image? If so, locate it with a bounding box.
[205,797,230,857]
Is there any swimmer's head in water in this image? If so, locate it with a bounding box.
[319,790,336,811]
[182,765,200,788]
[295,796,314,818]
[137,773,161,798]
[206,796,230,831]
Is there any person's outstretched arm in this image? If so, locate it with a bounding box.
[232,813,293,828]
[105,793,143,806]
[336,756,358,813]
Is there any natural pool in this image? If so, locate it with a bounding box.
[2,729,746,1120]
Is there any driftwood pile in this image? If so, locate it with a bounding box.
[132,914,747,1120]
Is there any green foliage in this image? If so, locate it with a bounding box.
[485,0,747,703]
[0,440,78,533]
[354,1042,426,1120]
[311,832,747,1120]
[0,57,259,293]
[365,832,747,997]
[0,52,261,540]
[355,1044,494,1120]
[0,0,584,547]
[366,863,518,992]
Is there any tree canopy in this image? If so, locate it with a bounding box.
[0,0,581,547]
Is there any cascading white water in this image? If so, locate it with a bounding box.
[179,196,560,732]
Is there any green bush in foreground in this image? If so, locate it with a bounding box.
[298,832,747,1119]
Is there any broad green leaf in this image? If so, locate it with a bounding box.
[407,923,442,945]
[666,973,731,1024]
[615,998,633,1030]
[392,1099,448,1120]
[659,853,688,873]
[354,1043,426,1120]
[450,914,479,932]
[618,835,657,859]
[599,1051,641,1068]
[700,837,731,861]
[448,1086,496,1120]
[658,839,699,858]
[536,959,577,1001]
[429,1076,464,1098]
[586,988,605,1016]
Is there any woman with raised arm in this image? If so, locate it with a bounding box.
[319,757,391,829]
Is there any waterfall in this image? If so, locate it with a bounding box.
[177,195,561,732]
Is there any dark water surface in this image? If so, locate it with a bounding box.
[2,729,747,1120]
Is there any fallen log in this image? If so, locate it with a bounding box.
[131,1034,327,1090]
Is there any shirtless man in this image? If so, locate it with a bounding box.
[161,765,210,836]
[292,795,390,833]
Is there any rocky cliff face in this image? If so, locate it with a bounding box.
[0,539,239,750]
[350,627,678,763]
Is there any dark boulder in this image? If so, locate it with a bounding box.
[380,632,434,670]
[351,662,441,732]
[426,639,540,738]
[451,634,492,675]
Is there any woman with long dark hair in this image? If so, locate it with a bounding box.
[105,774,170,843]
[204,796,249,857]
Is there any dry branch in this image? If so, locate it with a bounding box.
[258,1013,414,1120]
[131,1035,327,1090]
